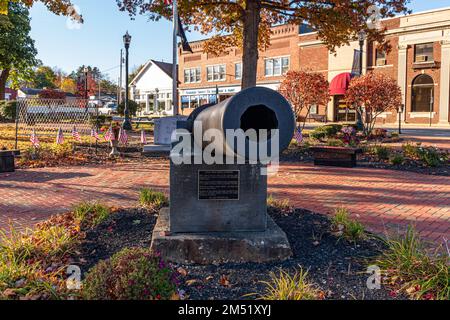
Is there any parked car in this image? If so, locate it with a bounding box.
[98,103,118,115]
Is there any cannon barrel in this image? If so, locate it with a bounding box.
[186,87,295,161]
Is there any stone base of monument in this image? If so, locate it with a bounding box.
[150,208,293,264]
[142,144,171,157]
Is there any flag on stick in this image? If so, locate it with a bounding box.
[118,127,128,145]
[91,128,100,141]
[104,126,115,142]
[72,126,82,142]
[56,128,64,145]
[140,130,147,145]
[30,129,40,148]
[294,126,303,144]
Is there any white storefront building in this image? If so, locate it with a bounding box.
[129,60,174,116]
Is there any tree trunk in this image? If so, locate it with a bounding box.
[241,0,261,89]
[0,69,10,100]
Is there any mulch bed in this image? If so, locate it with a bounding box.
[73,207,402,300]
[280,147,449,176]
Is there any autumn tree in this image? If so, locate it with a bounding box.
[279,70,330,129]
[76,72,97,98]
[0,2,38,100]
[345,72,402,136]
[60,77,77,93]
[117,0,409,89]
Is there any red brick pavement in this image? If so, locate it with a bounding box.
[0,161,449,242]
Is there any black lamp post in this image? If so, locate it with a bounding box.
[356,30,365,131]
[398,104,404,134]
[83,67,89,100]
[122,31,132,130]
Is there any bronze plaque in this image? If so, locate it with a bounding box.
[198,170,240,200]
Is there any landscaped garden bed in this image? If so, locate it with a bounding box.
[1,191,447,301]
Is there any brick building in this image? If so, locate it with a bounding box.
[177,7,450,127]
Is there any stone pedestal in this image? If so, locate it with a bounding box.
[150,208,292,264]
[143,116,187,156]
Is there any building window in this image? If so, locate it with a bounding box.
[414,43,434,63]
[207,64,226,82]
[184,67,201,83]
[411,74,434,112]
[310,105,318,114]
[235,63,242,80]
[375,49,387,66]
[264,57,290,77]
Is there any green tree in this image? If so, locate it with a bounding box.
[0,2,38,100]
[118,0,409,89]
[30,65,57,89]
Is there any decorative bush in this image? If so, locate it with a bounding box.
[370,128,388,140]
[371,145,390,161]
[267,194,292,212]
[0,101,16,121]
[326,138,345,147]
[390,154,405,166]
[139,188,168,210]
[117,100,140,117]
[83,247,178,300]
[402,143,448,167]
[310,124,343,140]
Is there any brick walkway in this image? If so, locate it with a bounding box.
[0,161,449,242]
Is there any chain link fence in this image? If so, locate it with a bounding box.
[15,98,97,148]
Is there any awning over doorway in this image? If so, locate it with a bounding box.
[329,72,352,96]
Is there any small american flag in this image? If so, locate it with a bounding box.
[30,129,40,148]
[56,128,64,145]
[294,126,303,144]
[104,126,115,142]
[140,130,147,145]
[118,127,128,145]
[91,128,100,141]
[72,126,82,142]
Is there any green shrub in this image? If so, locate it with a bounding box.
[117,100,140,117]
[417,147,448,167]
[371,145,390,161]
[139,189,168,210]
[252,268,322,300]
[326,138,345,147]
[309,124,343,140]
[331,208,366,242]
[73,202,111,228]
[390,154,405,166]
[0,101,17,121]
[83,247,178,300]
[402,143,448,167]
[374,226,449,300]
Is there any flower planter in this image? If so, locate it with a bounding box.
[0,150,20,173]
[309,146,362,168]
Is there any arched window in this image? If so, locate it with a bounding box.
[411,74,434,112]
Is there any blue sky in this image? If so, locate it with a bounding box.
[29,0,450,83]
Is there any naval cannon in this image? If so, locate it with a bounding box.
[151,87,295,264]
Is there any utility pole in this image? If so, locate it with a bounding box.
[119,49,123,104]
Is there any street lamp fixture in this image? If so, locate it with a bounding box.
[83,67,89,100]
[356,30,366,131]
[122,31,132,130]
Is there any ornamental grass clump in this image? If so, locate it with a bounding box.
[82,247,178,300]
[267,195,292,213]
[331,208,366,243]
[139,188,168,210]
[253,268,323,300]
[73,202,111,229]
[374,226,449,300]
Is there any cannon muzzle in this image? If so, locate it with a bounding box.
[186,87,295,161]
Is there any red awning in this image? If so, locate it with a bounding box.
[329,73,352,96]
